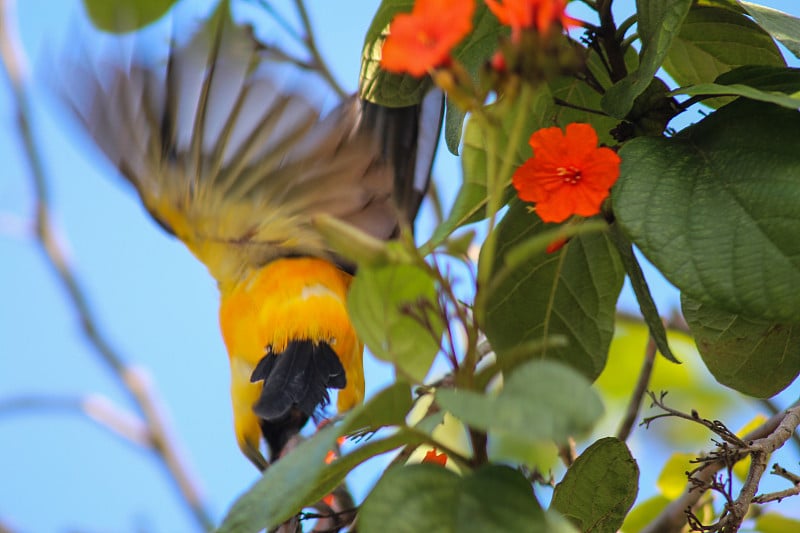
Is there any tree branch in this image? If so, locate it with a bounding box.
[640,398,800,533]
[0,2,213,529]
[617,336,657,441]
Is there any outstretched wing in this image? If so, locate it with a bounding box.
[61,4,440,284]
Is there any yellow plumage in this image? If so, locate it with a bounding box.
[220,257,363,468]
[61,2,441,469]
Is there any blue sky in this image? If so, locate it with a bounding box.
[1,0,799,531]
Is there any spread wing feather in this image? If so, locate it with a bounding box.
[61,4,413,283]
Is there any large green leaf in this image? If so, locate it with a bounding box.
[613,99,800,322]
[348,263,442,383]
[663,6,784,92]
[436,360,604,452]
[682,295,800,397]
[740,1,800,59]
[360,0,431,106]
[483,203,624,379]
[82,0,177,32]
[360,464,547,532]
[425,90,555,249]
[602,0,692,118]
[551,437,639,533]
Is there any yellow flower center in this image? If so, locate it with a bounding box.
[557,165,582,184]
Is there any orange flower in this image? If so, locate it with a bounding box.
[381,0,475,76]
[512,123,620,223]
[422,447,448,466]
[485,0,578,37]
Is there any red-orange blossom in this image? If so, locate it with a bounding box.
[512,123,621,223]
[381,0,475,76]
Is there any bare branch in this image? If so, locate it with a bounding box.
[292,0,346,98]
[752,464,800,505]
[0,3,212,530]
[640,399,800,533]
[0,394,149,446]
[617,336,657,441]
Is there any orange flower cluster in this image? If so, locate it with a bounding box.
[486,0,578,38]
[512,123,621,223]
[381,0,475,76]
[381,0,578,76]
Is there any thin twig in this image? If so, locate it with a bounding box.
[760,398,800,454]
[292,0,346,98]
[616,336,657,441]
[640,399,800,533]
[0,394,149,446]
[0,3,213,530]
[752,464,800,504]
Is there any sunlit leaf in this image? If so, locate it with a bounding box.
[656,452,693,498]
[740,1,800,59]
[349,264,442,383]
[663,5,784,109]
[424,91,554,248]
[437,360,604,458]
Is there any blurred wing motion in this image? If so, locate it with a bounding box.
[61,3,442,469]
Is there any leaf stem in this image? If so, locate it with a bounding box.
[474,83,534,317]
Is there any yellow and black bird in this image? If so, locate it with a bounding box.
[61,4,442,470]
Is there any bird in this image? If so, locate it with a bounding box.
[60,2,442,470]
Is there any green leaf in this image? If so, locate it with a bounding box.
[740,1,800,59]
[424,90,555,249]
[348,263,442,383]
[608,223,678,363]
[671,63,800,110]
[655,452,694,498]
[682,295,800,397]
[548,53,621,145]
[343,381,413,433]
[601,0,692,118]
[671,82,800,109]
[483,202,624,380]
[620,495,670,533]
[551,437,639,533]
[436,360,604,452]
[219,424,340,532]
[663,6,784,102]
[82,0,177,32]
[716,64,800,89]
[218,385,420,532]
[443,4,507,154]
[754,513,800,533]
[613,99,800,323]
[360,464,548,533]
[360,0,432,106]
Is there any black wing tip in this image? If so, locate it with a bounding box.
[251,339,347,459]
